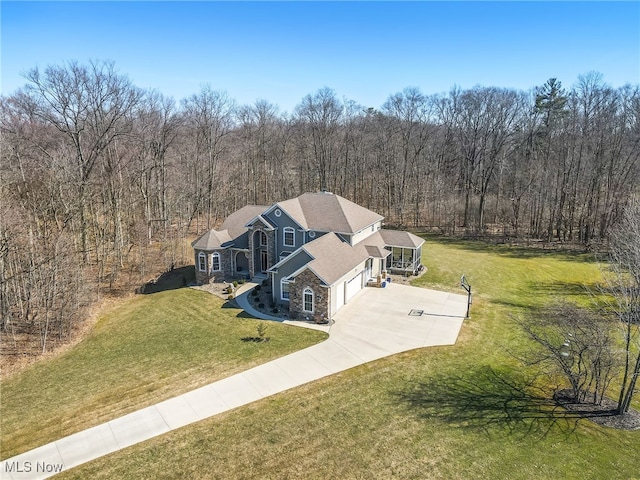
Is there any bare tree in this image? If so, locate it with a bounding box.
[294,87,343,191]
[3,59,639,360]
[517,199,639,413]
[182,86,236,230]
[133,90,182,241]
[517,302,618,405]
[1,93,90,354]
[606,197,640,414]
[236,99,281,205]
[20,60,141,261]
[382,87,433,225]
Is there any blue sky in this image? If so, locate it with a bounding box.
[2,1,639,113]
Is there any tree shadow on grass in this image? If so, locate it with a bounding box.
[527,280,604,298]
[236,310,259,319]
[137,266,195,294]
[240,337,270,343]
[393,365,589,439]
[219,300,254,318]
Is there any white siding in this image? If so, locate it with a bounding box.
[333,281,345,315]
[346,272,363,301]
[350,221,382,246]
[328,258,369,317]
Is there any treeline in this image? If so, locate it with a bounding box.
[1,60,639,354]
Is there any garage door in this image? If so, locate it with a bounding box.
[346,272,363,301]
[335,280,345,313]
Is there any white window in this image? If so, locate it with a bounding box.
[259,231,267,247]
[303,287,314,312]
[283,227,295,247]
[281,279,290,300]
[211,252,221,271]
[198,252,207,272]
[309,231,316,238]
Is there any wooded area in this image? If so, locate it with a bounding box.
[1,61,639,356]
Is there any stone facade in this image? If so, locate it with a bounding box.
[195,224,278,286]
[218,249,233,281]
[194,250,209,284]
[289,269,330,323]
[194,249,232,284]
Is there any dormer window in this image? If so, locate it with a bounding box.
[283,227,295,247]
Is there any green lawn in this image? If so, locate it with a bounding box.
[57,237,639,480]
[0,288,327,459]
[4,238,639,479]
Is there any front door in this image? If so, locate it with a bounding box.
[260,250,268,273]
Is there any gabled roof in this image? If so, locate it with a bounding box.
[244,214,275,231]
[191,229,234,250]
[364,244,391,259]
[288,233,369,286]
[378,229,425,248]
[355,230,390,258]
[276,192,383,234]
[267,248,310,272]
[193,205,268,251]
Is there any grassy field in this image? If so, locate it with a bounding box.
[5,237,640,479]
[0,287,327,459]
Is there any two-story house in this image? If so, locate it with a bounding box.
[192,192,424,322]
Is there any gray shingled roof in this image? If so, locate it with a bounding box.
[364,244,390,259]
[277,192,383,234]
[291,233,369,286]
[355,230,389,259]
[191,229,233,250]
[192,205,268,251]
[378,229,425,248]
[222,205,270,239]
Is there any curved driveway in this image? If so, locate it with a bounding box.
[1,283,467,479]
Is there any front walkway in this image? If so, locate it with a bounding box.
[234,282,332,330]
[1,284,467,480]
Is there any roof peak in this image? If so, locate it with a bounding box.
[277,192,382,234]
[299,191,334,196]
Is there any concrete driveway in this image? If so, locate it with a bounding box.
[327,282,468,362]
[2,283,467,480]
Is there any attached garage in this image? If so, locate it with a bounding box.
[335,281,345,310]
[274,232,375,321]
[332,270,364,316]
[346,272,363,302]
